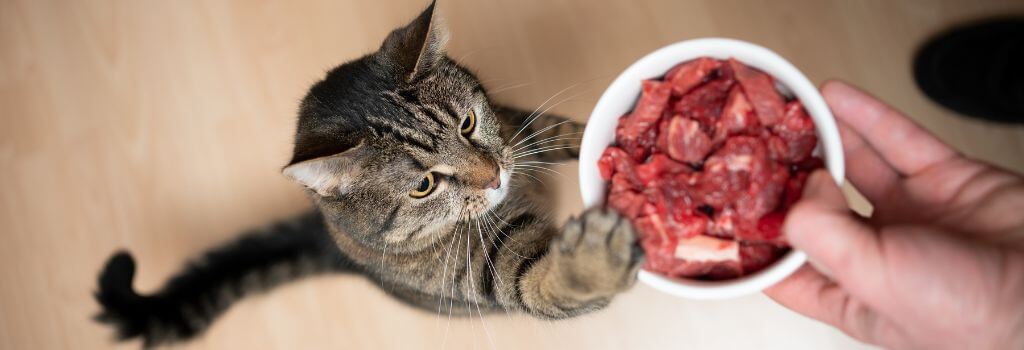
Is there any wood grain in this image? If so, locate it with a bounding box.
[2,1,1022,349]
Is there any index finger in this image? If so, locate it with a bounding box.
[822,80,958,176]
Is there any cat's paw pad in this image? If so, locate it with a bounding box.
[552,207,643,299]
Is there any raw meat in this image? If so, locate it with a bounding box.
[598,57,823,280]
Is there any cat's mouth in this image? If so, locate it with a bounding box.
[464,168,509,219]
[484,168,510,210]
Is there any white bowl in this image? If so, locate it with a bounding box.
[579,38,845,300]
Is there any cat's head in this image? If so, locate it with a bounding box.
[283,3,511,251]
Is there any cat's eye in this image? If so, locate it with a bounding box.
[409,172,436,198]
[460,110,476,136]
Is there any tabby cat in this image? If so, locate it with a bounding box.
[95,3,642,347]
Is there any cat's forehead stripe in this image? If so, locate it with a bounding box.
[384,90,459,131]
[418,104,446,128]
[371,122,436,153]
[406,155,427,172]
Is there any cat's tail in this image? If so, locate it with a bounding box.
[93,211,353,347]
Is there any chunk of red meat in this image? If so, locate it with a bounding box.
[635,153,692,185]
[597,146,629,180]
[772,101,818,162]
[616,115,659,162]
[624,80,671,133]
[697,136,771,210]
[728,58,785,125]
[655,117,671,153]
[609,172,638,194]
[664,57,722,96]
[639,233,675,273]
[714,86,759,143]
[607,188,645,220]
[637,215,666,241]
[753,211,786,243]
[669,259,743,280]
[603,56,822,281]
[739,243,787,275]
[782,171,809,208]
[794,156,825,172]
[736,161,789,222]
[673,73,735,128]
[715,136,771,173]
[767,135,789,161]
[665,213,708,240]
[663,173,699,213]
[641,181,670,217]
[616,81,671,161]
[666,116,713,164]
[706,206,738,238]
[704,262,745,280]
[665,235,742,279]
[697,158,748,210]
[637,202,659,217]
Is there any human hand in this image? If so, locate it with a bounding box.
[765,81,1024,349]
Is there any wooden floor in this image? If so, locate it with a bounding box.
[3,0,1023,349]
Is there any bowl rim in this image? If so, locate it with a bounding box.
[578,37,845,300]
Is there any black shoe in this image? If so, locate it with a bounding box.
[913,18,1024,124]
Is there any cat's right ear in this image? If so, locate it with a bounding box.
[283,143,365,197]
[377,1,448,82]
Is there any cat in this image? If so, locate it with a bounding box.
[94,2,642,347]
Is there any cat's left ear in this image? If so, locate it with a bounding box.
[377,0,448,82]
[283,143,366,197]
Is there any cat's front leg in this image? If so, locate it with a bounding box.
[516,207,643,318]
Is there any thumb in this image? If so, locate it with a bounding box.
[784,170,889,298]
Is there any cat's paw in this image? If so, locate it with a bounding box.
[549,207,643,300]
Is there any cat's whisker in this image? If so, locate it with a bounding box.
[488,82,533,95]
[441,223,465,350]
[380,240,388,288]
[477,217,520,321]
[511,144,577,158]
[512,164,565,178]
[508,167,538,182]
[466,220,498,350]
[481,213,527,259]
[508,87,591,147]
[510,134,583,155]
[512,145,577,159]
[511,135,583,154]
[487,211,514,228]
[507,83,582,145]
[474,219,505,291]
[475,219,515,319]
[510,118,571,149]
[436,223,461,319]
[513,163,560,172]
[516,160,566,167]
[429,231,443,265]
[510,168,559,183]
[511,170,548,187]
[512,142,578,155]
[510,167,561,181]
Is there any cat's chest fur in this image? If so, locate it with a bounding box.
[327,185,550,286]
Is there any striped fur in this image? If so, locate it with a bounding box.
[94,2,640,347]
[94,212,350,347]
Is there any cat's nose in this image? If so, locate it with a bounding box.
[485,172,501,190]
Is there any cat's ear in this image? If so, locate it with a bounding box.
[377,1,448,82]
[283,143,365,197]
